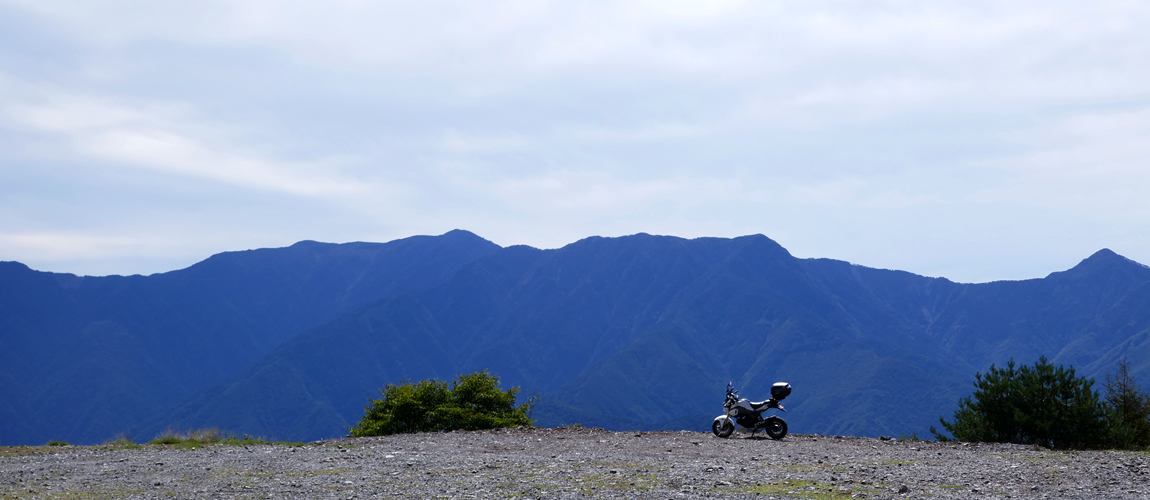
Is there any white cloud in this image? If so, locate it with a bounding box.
[784,77,970,111]
[574,122,711,143]
[79,128,363,196]
[780,181,940,209]
[784,179,866,207]
[487,170,766,213]
[11,95,149,132]
[0,231,175,263]
[4,1,1140,83]
[975,106,1150,216]
[858,191,941,209]
[2,87,368,196]
[439,130,528,153]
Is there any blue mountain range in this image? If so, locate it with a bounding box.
[2,230,1148,445]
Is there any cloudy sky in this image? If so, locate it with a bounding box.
[2,1,1149,282]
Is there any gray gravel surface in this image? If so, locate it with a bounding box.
[2,426,1148,499]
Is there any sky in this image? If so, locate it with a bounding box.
[2,1,1149,283]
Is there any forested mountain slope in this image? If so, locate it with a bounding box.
[143,235,1150,442]
[0,230,501,445]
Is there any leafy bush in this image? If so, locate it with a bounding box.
[1103,356,1150,449]
[931,357,1107,449]
[349,370,536,437]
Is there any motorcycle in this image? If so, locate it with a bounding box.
[712,381,791,439]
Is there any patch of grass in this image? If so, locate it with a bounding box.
[1024,455,1065,462]
[422,467,468,476]
[149,427,221,445]
[0,445,59,457]
[225,438,271,446]
[146,427,305,448]
[206,467,349,484]
[103,433,141,448]
[735,479,885,499]
[781,463,825,472]
[46,440,71,446]
[589,459,642,470]
[563,471,657,493]
[491,484,545,498]
[282,468,350,477]
[171,442,204,450]
[898,432,922,442]
[2,486,146,499]
[557,423,583,429]
[872,458,918,466]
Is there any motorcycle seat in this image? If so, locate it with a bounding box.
[749,399,774,410]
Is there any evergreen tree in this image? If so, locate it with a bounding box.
[932,357,1107,449]
[1103,356,1150,449]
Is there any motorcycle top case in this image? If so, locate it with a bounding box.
[771,382,792,400]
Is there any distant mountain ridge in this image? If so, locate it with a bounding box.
[3,232,1149,445]
[141,236,1150,442]
[0,230,501,444]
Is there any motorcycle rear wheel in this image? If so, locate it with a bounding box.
[712,418,734,438]
[764,416,787,440]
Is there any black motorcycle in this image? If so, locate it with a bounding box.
[712,381,791,439]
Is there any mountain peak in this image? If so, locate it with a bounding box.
[1087,248,1119,260]
[1057,248,1150,280]
[288,240,324,248]
[440,229,494,244]
[1079,248,1136,267]
[0,261,33,273]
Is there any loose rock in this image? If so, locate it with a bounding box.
[2,428,1148,498]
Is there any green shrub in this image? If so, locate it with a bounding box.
[931,357,1107,449]
[349,370,536,437]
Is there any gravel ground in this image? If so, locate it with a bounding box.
[2,426,1148,499]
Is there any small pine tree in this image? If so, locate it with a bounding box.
[349,370,536,437]
[1103,356,1150,449]
[932,357,1107,449]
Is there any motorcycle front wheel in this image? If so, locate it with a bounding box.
[764,416,787,440]
[712,418,735,438]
